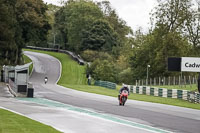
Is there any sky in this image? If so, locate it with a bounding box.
[43,0,158,32]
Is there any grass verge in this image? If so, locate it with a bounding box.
[23,54,33,75]
[24,49,200,110]
[63,84,200,110]
[0,109,61,133]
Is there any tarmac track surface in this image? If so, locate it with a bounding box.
[24,51,200,133]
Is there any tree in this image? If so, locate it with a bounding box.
[118,68,133,84]
[46,4,61,48]
[151,0,192,33]
[152,0,200,56]
[130,27,191,80]
[184,2,200,55]
[0,0,17,66]
[0,0,51,66]
[98,1,132,43]
[91,59,118,83]
[81,19,119,51]
[55,6,69,49]
[81,50,113,62]
[150,28,190,77]
[55,0,104,53]
[15,0,51,47]
[97,1,133,58]
[128,0,191,79]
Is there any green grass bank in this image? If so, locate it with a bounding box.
[0,109,61,133]
[24,49,200,110]
[24,49,87,85]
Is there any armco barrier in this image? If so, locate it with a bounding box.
[177,90,183,99]
[187,92,200,103]
[129,85,200,103]
[158,88,163,97]
[136,86,139,93]
[130,85,133,92]
[142,87,146,94]
[94,80,116,89]
[150,88,154,96]
[167,89,172,98]
[26,46,85,65]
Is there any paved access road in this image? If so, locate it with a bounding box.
[22,51,200,133]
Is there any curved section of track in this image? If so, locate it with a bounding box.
[24,51,200,133]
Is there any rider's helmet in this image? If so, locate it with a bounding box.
[123,84,128,88]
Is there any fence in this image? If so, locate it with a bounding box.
[26,46,85,65]
[136,75,198,87]
[128,85,200,103]
[94,80,116,89]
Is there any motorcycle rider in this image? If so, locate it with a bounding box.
[118,84,129,100]
[44,76,48,84]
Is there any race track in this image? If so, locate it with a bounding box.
[23,51,200,133]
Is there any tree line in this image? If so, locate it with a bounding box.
[0,0,50,67]
[53,0,200,84]
[52,0,133,84]
[130,0,200,82]
[1,0,200,85]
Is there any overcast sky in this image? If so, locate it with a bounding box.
[43,0,158,32]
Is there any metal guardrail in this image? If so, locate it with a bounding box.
[94,80,116,89]
[26,46,85,65]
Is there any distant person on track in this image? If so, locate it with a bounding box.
[44,76,48,84]
[87,75,91,85]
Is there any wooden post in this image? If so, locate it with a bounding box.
[184,76,186,88]
[195,75,197,84]
[150,78,152,86]
[146,79,148,86]
[163,77,166,86]
[174,76,176,85]
[192,76,195,84]
[168,76,170,86]
[189,76,192,89]
[159,77,161,86]
[180,72,183,88]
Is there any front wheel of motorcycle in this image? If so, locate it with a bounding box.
[122,97,126,106]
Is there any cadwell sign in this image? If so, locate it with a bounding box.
[181,57,200,72]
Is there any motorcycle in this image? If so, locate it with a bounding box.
[119,90,128,106]
[44,77,48,84]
